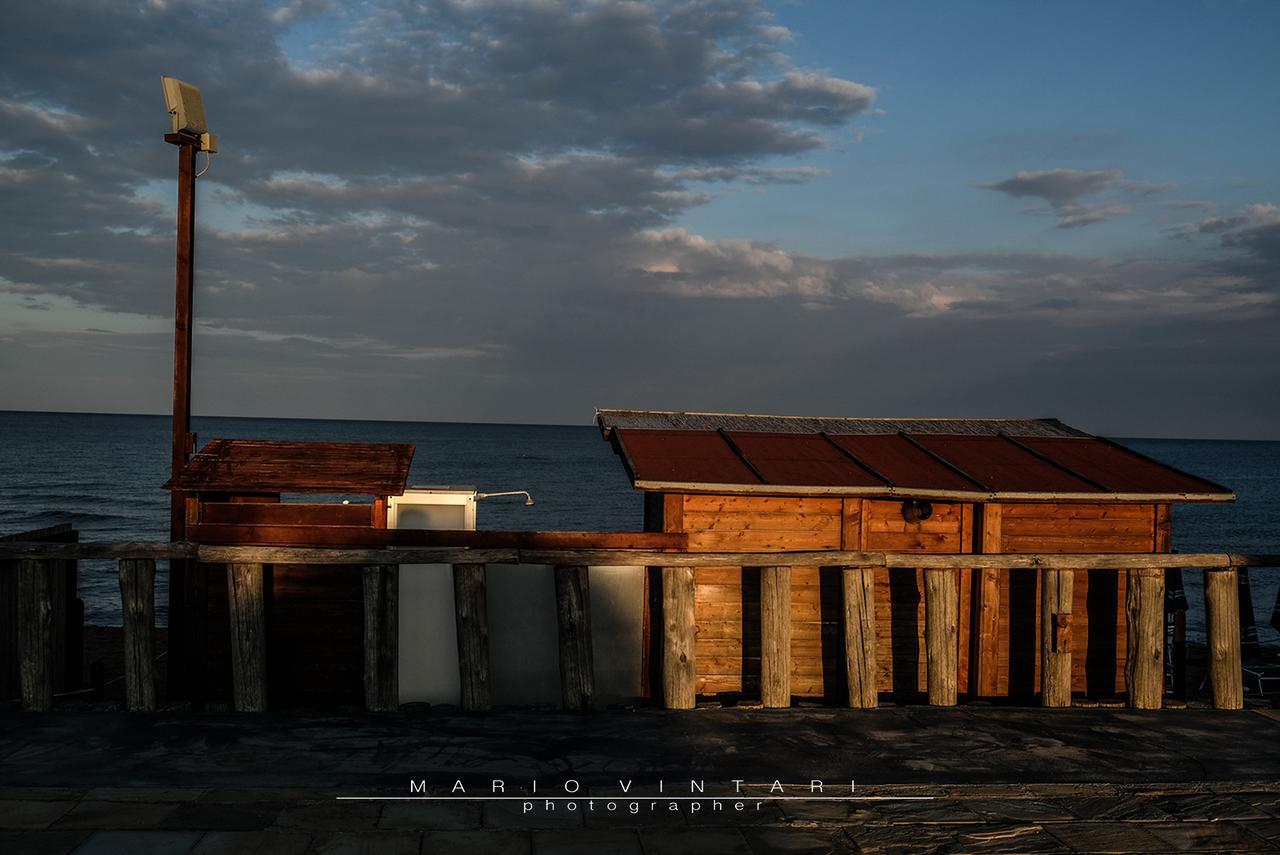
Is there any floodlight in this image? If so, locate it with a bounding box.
[161,77,208,134]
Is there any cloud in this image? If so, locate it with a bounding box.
[633,228,1276,320]
[979,168,1169,228]
[0,1,1276,435]
[1179,203,1280,263]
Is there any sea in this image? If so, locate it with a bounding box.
[1,410,1277,645]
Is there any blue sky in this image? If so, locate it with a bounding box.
[681,1,1280,257]
[1,0,1278,437]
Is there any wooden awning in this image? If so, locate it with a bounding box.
[163,439,415,496]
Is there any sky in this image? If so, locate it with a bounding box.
[1,0,1278,439]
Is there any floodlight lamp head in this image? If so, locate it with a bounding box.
[161,76,213,147]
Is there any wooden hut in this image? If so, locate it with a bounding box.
[164,438,415,707]
[597,409,1234,704]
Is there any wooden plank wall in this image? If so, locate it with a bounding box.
[861,500,972,699]
[682,495,842,698]
[990,503,1156,697]
[664,494,1154,703]
[677,496,973,700]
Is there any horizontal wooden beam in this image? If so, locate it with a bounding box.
[0,541,1277,570]
[185,525,688,550]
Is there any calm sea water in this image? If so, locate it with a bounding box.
[1,410,1277,642]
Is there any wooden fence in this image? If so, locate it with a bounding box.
[1,541,1275,714]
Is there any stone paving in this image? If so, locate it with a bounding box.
[0,707,1277,853]
[2,780,1279,854]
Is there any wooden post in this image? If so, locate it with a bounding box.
[973,504,1002,697]
[1204,568,1244,710]
[1040,568,1073,708]
[167,134,198,697]
[452,563,490,711]
[554,565,594,711]
[760,566,792,708]
[17,559,54,711]
[662,566,696,710]
[1125,567,1164,709]
[363,564,399,712]
[226,562,267,712]
[842,566,878,708]
[118,559,156,711]
[924,568,958,706]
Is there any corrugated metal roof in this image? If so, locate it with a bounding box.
[598,409,1233,503]
[163,439,415,496]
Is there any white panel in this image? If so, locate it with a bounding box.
[394,489,476,705]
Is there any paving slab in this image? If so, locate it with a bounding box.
[160,799,286,831]
[531,828,643,854]
[51,799,181,830]
[71,830,204,854]
[1042,821,1174,853]
[740,826,852,854]
[0,798,77,829]
[639,827,752,855]
[421,829,532,855]
[0,829,91,855]
[950,823,1072,854]
[377,798,481,830]
[190,830,313,855]
[306,830,422,854]
[1143,820,1276,852]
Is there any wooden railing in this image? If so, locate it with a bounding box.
[2,541,1275,714]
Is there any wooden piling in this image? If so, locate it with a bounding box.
[554,565,594,711]
[662,566,697,710]
[118,559,156,711]
[17,559,54,712]
[842,566,878,708]
[1040,568,1073,708]
[924,567,958,706]
[1204,568,1244,710]
[362,564,399,712]
[1124,567,1164,709]
[760,565,792,708]
[226,562,267,712]
[452,563,491,711]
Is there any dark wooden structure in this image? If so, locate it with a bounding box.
[598,409,1235,706]
[1,524,83,706]
[164,438,415,707]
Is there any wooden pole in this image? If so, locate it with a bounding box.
[924,567,958,706]
[760,565,792,708]
[1040,568,1073,708]
[17,559,54,711]
[452,563,490,711]
[661,566,697,710]
[554,565,594,711]
[167,136,198,697]
[842,566,878,708]
[1204,568,1244,710]
[362,564,399,712]
[1125,567,1164,709]
[226,562,267,711]
[118,559,156,711]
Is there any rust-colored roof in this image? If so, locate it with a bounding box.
[598,410,1233,503]
[163,439,415,496]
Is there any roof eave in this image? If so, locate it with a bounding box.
[631,479,1236,504]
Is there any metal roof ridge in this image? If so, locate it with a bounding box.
[596,407,1070,424]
